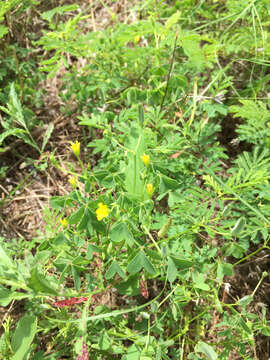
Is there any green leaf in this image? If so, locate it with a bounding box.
[14,132,40,152]
[41,123,54,152]
[217,262,234,281]
[231,217,246,236]
[0,288,16,307]
[72,266,81,292]
[109,222,134,247]
[78,113,106,129]
[52,233,70,250]
[77,208,91,231]
[224,242,246,258]
[0,244,15,269]
[195,341,218,360]
[261,326,270,336]
[125,344,140,360]
[159,174,179,193]
[124,126,145,197]
[138,104,144,126]
[0,129,26,146]
[115,274,140,296]
[192,272,210,291]
[127,251,156,275]
[28,267,58,295]
[11,314,37,360]
[49,196,67,209]
[127,251,143,274]
[181,32,205,71]
[222,203,231,217]
[170,255,193,269]
[164,11,181,32]
[87,210,106,234]
[86,244,100,260]
[138,252,156,275]
[105,261,126,280]
[144,248,162,261]
[41,4,79,23]
[9,83,26,128]
[0,25,8,39]
[0,287,29,307]
[167,257,178,283]
[98,330,111,351]
[237,295,253,307]
[238,316,252,334]
[0,333,8,357]
[69,206,85,225]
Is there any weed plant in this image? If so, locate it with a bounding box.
[0,1,270,359]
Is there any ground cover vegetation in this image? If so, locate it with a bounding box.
[0,0,270,359]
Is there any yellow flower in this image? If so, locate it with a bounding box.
[69,175,77,189]
[60,218,68,228]
[146,183,154,197]
[70,140,80,157]
[134,35,140,44]
[96,202,109,221]
[141,154,150,166]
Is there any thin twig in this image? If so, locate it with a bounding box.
[90,0,96,32]
[160,31,178,113]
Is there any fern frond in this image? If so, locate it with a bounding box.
[227,147,270,189]
[229,100,270,145]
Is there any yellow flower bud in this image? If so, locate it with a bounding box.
[146,183,154,197]
[134,35,140,44]
[96,202,109,221]
[141,154,150,166]
[70,140,80,157]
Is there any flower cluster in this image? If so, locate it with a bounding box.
[96,202,109,221]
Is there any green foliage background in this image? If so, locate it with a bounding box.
[0,0,270,359]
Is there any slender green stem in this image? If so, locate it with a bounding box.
[143,225,161,255]
[133,153,137,195]
[251,271,267,297]
[233,246,265,266]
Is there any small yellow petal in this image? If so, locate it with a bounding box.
[146,183,154,196]
[141,154,150,166]
[69,176,77,189]
[70,140,80,157]
[60,218,68,227]
[134,35,140,44]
